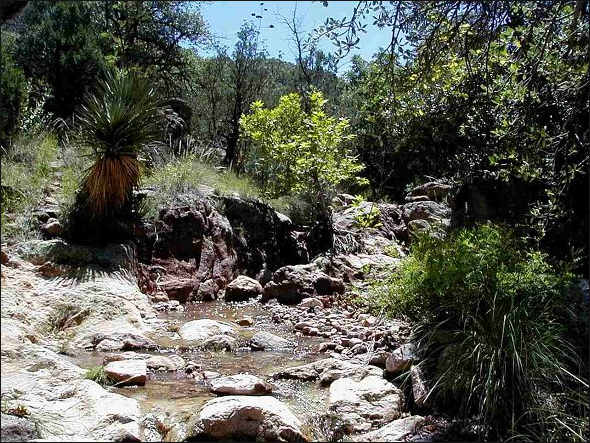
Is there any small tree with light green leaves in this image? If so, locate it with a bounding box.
[240,90,367,217]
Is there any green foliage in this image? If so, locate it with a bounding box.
[240,90,367,209]
[0,31,27,147]
[369,224,588,441]
[84,366,115,387]
[351,195,382,228]
[1,134,58,243]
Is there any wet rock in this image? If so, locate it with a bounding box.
[250,331,295,351]
[178,319,237,344]
[0,413,39,442]
[104,359,147,386]
[272,358,382,385]
[210,373,272,396]
[356,415,425,442]
[328,375,404,434]
[235,316,254,326]
[385,343,417,374]
[225,275,263,301]
[185,395,306,442]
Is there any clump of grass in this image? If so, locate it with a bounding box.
[45,303,89,333]
[369,223,588,441]
[1,398,29,417]
[1,133,58,242]
[85,366,115,386]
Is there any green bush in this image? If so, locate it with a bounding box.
[84,366,115,386]
[0,32,27,148]
[369,224,588,441]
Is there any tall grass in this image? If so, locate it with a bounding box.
[369,224,589,441]
[1,133,58,242]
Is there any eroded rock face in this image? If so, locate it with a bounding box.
[328,375,404,434]
[185,395,306,442]
[225,275,263,301]
[209,373,272,396]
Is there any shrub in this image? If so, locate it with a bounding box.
[369,224,588,441]
[0,31,27,148]
[84,366,115,386]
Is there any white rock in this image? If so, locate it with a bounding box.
[299,297,323,309]
[328,375,404,434]
[250,331,295,351]
[210,373,272,395]
[225,275,263,301]
[179,319,237,343]
[186,396,306,442]
[356,415,425,442]
[104,359,147,386]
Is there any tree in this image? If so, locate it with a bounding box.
[223,23,269,167]
[0,31,27,148]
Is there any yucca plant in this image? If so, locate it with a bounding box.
[75,68,181,219]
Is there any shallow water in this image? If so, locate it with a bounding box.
[69,299,330,428]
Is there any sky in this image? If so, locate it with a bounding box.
[197,1,393,72]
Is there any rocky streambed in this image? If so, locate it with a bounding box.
[1,185,456,441]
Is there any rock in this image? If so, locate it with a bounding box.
[36,261,64,278]
[356,415,425,442]
[0,413,40,442]
[299,297,323,309]
[104,359,147,386]
[103,351,184,371]
[328,375,404,434]
[272,358,382,385]
[202,334,237,351]
[178,319,237,344]
[235,316,254,326]
[368,351,390,368]
[262,264,345,304]
[250,331,295,351]
[410,365,429,407]
[195,278,219,301]
[402,201,451,225]
[409,181,452,202]
[209,374,272,395]
[91,333,157,352]
[41,218,63,237]
[225,275,263,301]
[202,370,221,380]
[185,395,306,442]
[11,239,132,268]
[385,343,417,374]
[1,249,9,265]
[159,278,194,303]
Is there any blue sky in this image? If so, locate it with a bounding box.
[197,1,393,72]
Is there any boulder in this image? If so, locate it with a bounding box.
[225,275,263,301]
[195,278,219,301]
[178,319,237,344]
[272,358,382,385]
[262,264,345,304]
[202,334,237,351]
[103,352,185,371]
[410,365,429,407]
[250,331,296,351]
[402,201,451,225]
[185,395,306,442]
[385,343,417,374]
[409,182,452,201]
[104,359,147,386]
[356,415,425,442]
[41,218,63,237]
[0,413,39,442]
[90,333,157,352]
[328,375,404,434]
[209,374,272,395]
[159,278,194,303]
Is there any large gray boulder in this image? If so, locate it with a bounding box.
[184,395,306,442]
[328,375,405,434]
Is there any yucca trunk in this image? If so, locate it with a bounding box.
[82,154,140,218]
